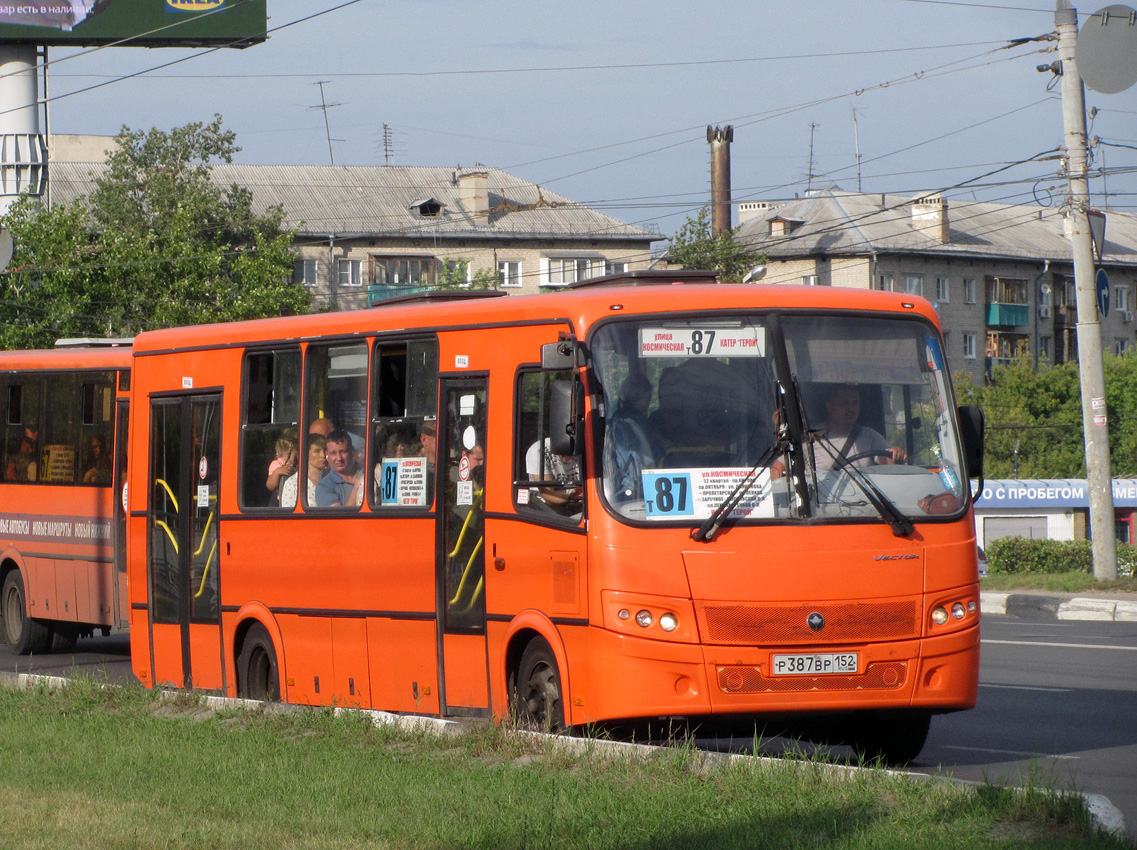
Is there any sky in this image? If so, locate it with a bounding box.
[34,0,1137,244]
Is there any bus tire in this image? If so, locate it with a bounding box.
[850,711,931,767]
[2,570,52,655]
[237,624,281,702]
[512,637,565,732]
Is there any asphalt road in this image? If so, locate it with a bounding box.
[2,616,1134,837]
[922,615,1137,838]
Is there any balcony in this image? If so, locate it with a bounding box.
[985,302,1029,327]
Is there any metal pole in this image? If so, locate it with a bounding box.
[1057,0,1118,580]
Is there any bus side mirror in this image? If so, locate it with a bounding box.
[549,379,585,457]
[957,404,984,482]
[541,340,576,370]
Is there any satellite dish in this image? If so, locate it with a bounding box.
[1040,282,1052,296]
[0,229,11,271]
[1078,5,1137,94]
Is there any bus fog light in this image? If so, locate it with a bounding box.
[618,609,630,620]
[951,603,966,620]
[931,607,948,625]
[967,601,977,613]
[635,610,652,628]
[659,613,678,632]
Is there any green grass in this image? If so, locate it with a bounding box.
[981,572,1137,595]
[0,677,1130,849]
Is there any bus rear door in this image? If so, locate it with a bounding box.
[146,394,223,690]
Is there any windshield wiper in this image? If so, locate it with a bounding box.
[812,434,914,537]
[691,438,787,543]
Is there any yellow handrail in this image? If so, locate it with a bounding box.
[193,511,214,557]
[154,520,178,555]
[447,488,483,558]
[448,536,484,607]
[194,538,218,599]
[155,478,178,512]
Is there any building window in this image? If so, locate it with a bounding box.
[605,261,628,276]
[904,275,924,297]
[371,256,436,288]
[963,278,976,304]
[1039,335,1052,361]
[293,258,317,288]
[1115,286,1130,314]
[546,257,605,286]
[878,274,893,292]
[963,333,976,359]
[936,277,949,302]
[1116,339,1131,356]
[337,259,362,287]
[498,261,522,288]
[802,274,819,286]
[985,276,1027,305]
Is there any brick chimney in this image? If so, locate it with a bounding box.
[911,194,949,243]
[458,171,490,216]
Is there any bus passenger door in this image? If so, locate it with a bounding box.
[147,395,223,690]
[436,378,490,716]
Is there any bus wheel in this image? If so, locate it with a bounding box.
[850,711,931,767]
[512,638,565,732]
[237,624,281,702]
[2,570,52,655]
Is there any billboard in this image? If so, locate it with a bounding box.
[0,0,267,47]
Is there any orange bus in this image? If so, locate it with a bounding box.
[125,273,984,764]
[0,341,132,653]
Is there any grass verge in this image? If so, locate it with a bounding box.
[0,677,1130,850]
[981,573,1137,595]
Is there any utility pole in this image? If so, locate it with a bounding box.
[806,122,819,193]
[1056,0,1117,580]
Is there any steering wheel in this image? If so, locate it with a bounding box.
[832,449,890,469]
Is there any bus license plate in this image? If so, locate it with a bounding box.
[771,652,858,676]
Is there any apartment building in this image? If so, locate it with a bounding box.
[734,188,1137,383]
[46,137,660,310]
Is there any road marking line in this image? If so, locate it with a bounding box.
[980,683,1073,692]
[941,745,1079,760]
[982,639,1137,652]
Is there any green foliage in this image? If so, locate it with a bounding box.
[0,116,310,348]
[667,206,766,283]
[987,536,1136,577]
[955,352,1137,477]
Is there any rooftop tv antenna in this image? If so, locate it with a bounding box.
[311,81,343,165]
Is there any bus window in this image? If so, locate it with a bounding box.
[4,378,41,482]
[370,339,438,509]
[240,347,301,509]
[305,341,367,510]
[78,375,116,485]
[514,369,583,522]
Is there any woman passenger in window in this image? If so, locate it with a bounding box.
[280,434,327,508]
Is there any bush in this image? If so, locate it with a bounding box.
[987,536,1136,577]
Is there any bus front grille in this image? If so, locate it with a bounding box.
[717,661,909,693]
[698,601,920,645]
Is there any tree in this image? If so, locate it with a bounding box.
[0,116,310,349]
[954,352,1137,478]
[667,206,766,282]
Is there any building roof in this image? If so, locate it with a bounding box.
[736,188,1137,267]
[46,161,660,243]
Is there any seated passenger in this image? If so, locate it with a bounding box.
[314,430,364,508]
[604,374,656,501]
[280,434,327,508]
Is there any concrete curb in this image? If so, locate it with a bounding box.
[0,671,1127,839]
[980,592,1137,622]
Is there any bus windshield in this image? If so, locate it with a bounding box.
[592,312,968,528]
